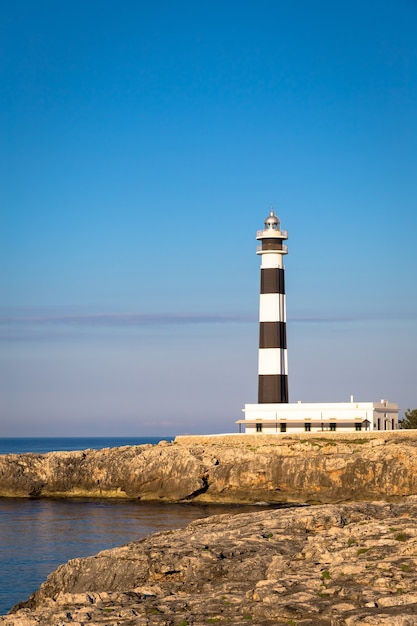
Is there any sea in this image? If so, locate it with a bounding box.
[0,437,276,615]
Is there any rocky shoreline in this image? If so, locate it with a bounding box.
[3,499,417,625]
[2,432,417,624]
[0,432,417,503]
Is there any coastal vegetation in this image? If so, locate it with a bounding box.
[400,408,417,429]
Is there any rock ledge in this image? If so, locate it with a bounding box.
[4,499,417,625]
[1,432,417,504]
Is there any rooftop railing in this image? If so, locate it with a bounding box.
[256,244,288,254]
[256,229,288,238]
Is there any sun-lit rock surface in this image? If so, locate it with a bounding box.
[1,432,417,504]
[3,499,417,625]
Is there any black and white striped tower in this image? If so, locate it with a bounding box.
[257,209,288,403]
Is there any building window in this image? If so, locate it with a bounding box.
[256,423,262,433]
[304,422,311,432]
[355,423,362,431]
[330,423,336,431]
[280,423,287,433]
[377,418,381,430]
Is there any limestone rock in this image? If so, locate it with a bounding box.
[3,500,417,625]
[1,432,417,504]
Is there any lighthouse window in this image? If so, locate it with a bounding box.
[256,423,262,433]
[280,423,287,433]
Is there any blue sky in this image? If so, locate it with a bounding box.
[1,0,416,436]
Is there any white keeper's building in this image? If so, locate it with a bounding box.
[239,398,399,434]
[238,210,399,434]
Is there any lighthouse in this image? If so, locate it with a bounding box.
[257,209,288,403]
[238,209,399,435]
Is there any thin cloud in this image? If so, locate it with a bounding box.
[290,315,374,323]
[290,313,417,323]
[0,309,415,342]
[0,311,255,329]
[0,310,255,342]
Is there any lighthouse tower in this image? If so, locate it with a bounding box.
[257,209,288,403]
[238,209,400,435]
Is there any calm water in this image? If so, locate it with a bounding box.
[0,436,172,455]
[0,437,273,615]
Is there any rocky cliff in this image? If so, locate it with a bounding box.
[1,432,417,504]
[3,433,417,624]
[4,499,417,625]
